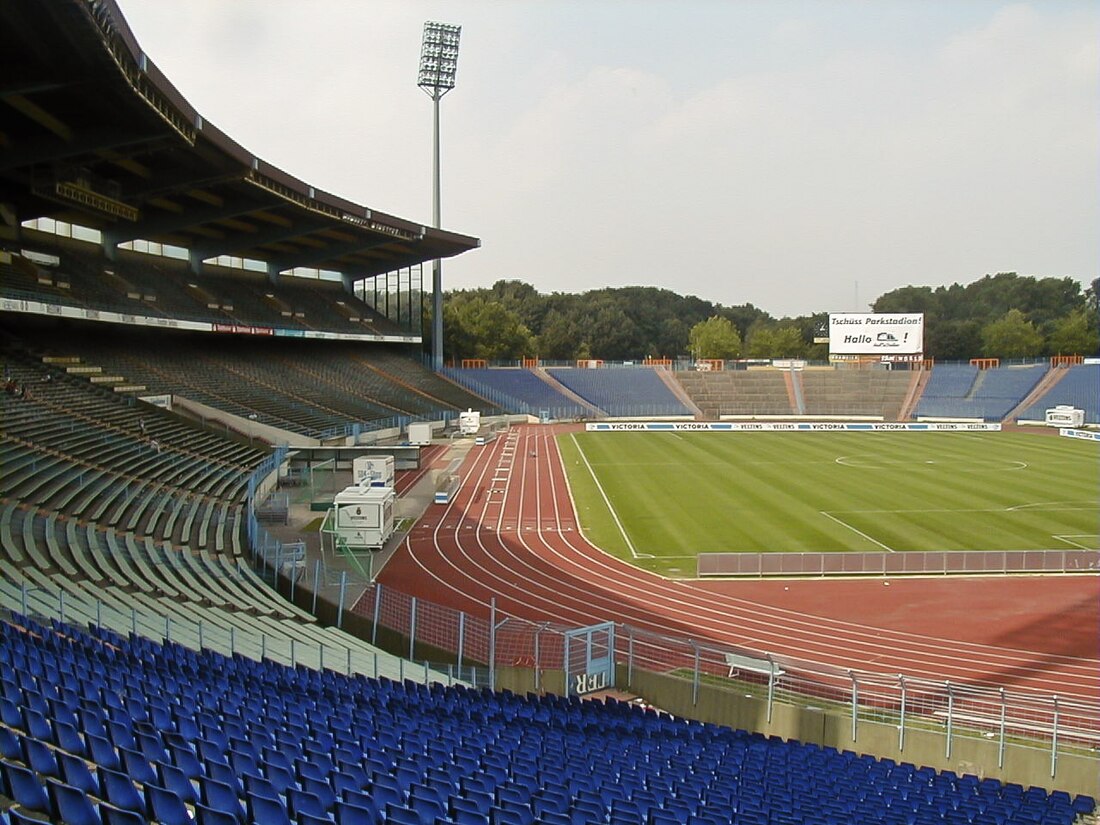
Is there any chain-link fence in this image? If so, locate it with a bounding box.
[334,581,1099,765]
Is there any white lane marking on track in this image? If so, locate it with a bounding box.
[399,426,1099,695]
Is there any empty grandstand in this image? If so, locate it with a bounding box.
[1,0,1097,817]
[2,614,1094,825]
[547,367,694,418]
[675,369,794,418]
[1018,363,1100,425]
[442,367,592,420]
[916,364,1047,421]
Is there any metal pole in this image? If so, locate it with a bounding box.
[261,634,265,661]
[997,687,1006,768]
[457,611,465,673]
[229,626,235,656]
[347,647,352,676]
[312,560,321,615]
[849,670,859,743]
[400,658,405,683]
[627,627,634,688]
[691,642,700,706]
[165,616,170,643]
[534,628,541,692]
[96,599,102,630]
[131,606,137,636]
[409,596,418,661]
[489,597,497,692]
[319,643,324,672]
[336,571,347,630]
[898,674,906,752]
[766,653,777,724]
[563,633,570,697]
[1050,695,1059,778]
[198,621,204,651]
[291,639,296,668]
[372,584,382,646]
[430,92,443,370]
[58,589,65,624]
[424,660,430,686]
[945,681,954,759]
[20,581,27,617]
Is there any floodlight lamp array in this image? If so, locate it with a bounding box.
[418,21,461,91]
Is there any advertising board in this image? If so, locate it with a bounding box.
[829,313,923,355]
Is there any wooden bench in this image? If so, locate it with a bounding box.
[725,652,785,680]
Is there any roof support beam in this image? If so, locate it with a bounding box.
[186,215,333,260]
[102,197,268,244]
[270,235,393,273]
[0,130,168,172]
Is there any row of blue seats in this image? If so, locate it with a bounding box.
[1019,364,1100,423]
[548,369,693,417]
[1,615,1093,825]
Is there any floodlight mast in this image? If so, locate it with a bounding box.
[418,21,461,371]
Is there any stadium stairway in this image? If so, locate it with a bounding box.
[1005,366,1067,422]
[533,369,604,417]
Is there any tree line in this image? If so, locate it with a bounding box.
[437,273,1099,363]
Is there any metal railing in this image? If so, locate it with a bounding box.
[698,549,1100,577]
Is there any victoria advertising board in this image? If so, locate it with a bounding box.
[829,313,924,355]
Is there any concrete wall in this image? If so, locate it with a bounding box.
[621,667,1099,799]
[171,395,313,447]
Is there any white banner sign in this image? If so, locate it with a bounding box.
[1059,428,1100,442]
[585,422,1001,432]
[829,313,924,354]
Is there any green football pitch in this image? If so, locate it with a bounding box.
[556,431,1099,577]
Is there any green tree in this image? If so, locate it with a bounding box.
[747,323,804,358]
[746,324,775,359]
[444,297,536,361]
[980,309,1043,358]
[770,325,805,357]
[1046,308,1099,356]
[929,320,982,361]
[538,308,583,360]
[688,316,742,360]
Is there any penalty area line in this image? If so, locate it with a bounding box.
[819,511,897,553]
[569,433,653,559]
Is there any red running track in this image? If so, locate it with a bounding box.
[379,425,1100,703]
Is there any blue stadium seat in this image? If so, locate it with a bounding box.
[0,727,19,760]
[2,758,54,816]
[195,803,242,825]
[247,791,295,825]
[21,735,60,778]
[58,750,100,796]
[97,766,146,814]
[48,778,103,825]
[98,802,146,825]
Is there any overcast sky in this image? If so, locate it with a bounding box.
[114,0,1097,318]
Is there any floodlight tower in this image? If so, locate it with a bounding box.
[418,21,461,371]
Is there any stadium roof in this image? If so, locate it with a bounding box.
[0,0,479,279]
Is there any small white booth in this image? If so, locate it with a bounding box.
[1046,405,1084,428]
[331,484,395,550]
[408,421,433,446]
[459,409,481,436]
[353,455,395,487]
